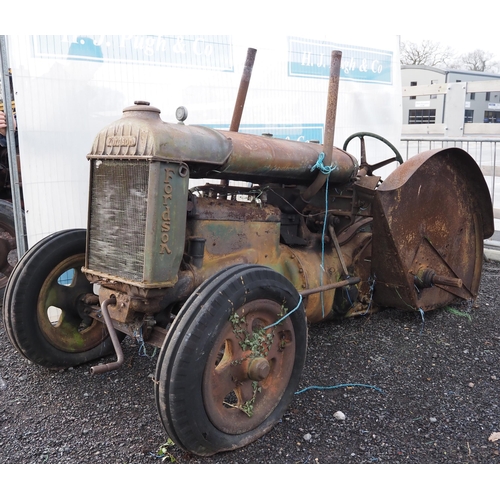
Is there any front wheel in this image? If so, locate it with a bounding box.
[155,265,308,456]
[2,228,117,369]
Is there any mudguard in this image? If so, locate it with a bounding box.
[371,148,494,311]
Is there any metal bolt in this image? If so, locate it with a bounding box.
[247,357,270,381]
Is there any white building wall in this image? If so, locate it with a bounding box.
[402,65,500,126]
[6,35,401,246]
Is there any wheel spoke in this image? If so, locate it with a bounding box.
[43,281,77,310]
[209,338,246,403]
[360,136,367,165]
[232,380,258,415]
[266,324,292,359]
[73,268,91,289]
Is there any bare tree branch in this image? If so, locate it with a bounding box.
[400,39,455,67]
[458,49,499,73]
[401,39,500,74]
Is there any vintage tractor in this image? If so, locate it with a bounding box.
[3,50,494,456]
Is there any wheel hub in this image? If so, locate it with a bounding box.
[36,254,105,353]
[247,357,270,381]
[202,299,296,435]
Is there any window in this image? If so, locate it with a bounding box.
[464,110,474,123]
[430,79,438,99]
[408,109,436,124]
[470,93,475,100]
[486,92,491,101]
[484,111,500,123]
[410,81,417,100]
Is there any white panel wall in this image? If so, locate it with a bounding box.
[6,35,401,246]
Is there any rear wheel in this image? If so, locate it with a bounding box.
[155,265,307,456]
[3,228,116,369]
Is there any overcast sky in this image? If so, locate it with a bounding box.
[4,1,497,62]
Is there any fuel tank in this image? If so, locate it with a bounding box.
[88,101,358,185]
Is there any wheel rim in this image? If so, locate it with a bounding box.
[202,299,296,435]
[0,220,17,290]
[36,253,105,352]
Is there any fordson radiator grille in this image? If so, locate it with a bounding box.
[87,160,149,283]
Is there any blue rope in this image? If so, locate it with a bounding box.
[295,383,384,395]
[134,326,157,358]
[362,275,376,315]
[264,294,303,330]
[310,153,338,318]
[311,152,337,176]
[418,307,425,335]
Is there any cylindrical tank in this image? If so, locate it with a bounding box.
[88,102,358,186]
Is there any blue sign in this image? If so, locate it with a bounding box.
[240,124,324,142]
[205,124,324,143]
[288,37,393,84]
[31,35,234,72]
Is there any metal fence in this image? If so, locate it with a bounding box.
[401,78,500,244]
[400,137,500,248]
[401,138,500,207]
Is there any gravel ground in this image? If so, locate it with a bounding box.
[0,258,499,467]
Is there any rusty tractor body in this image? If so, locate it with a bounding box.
[3,50,494,456]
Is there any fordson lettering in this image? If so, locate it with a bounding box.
[106,136,137,147]
[160,167,175,254]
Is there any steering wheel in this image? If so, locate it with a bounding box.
[343,132,403,175]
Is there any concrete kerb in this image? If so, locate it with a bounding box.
[485,240,500,262]
[484,228,500,262]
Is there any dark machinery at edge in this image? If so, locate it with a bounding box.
[3,50,494,456]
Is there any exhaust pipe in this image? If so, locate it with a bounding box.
[230,47,257,133]
[221,47,257,189]
[90,297,125,375]
[296,50,343,209]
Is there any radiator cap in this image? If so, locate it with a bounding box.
[123,101,161,114]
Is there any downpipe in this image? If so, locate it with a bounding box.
[90,297,125,375]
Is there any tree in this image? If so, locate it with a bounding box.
[400,39,454,68]
[458,49,499,73]
[400,39,500,74]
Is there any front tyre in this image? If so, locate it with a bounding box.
[2,229,116,369]
[155,265,308,456]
